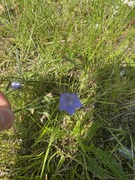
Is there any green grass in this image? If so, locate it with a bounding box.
[0,0,135,179]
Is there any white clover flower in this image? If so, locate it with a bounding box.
[123,0,135,7]
[113,6,119,15]
[123,0,129,3]
[128,1,135,6]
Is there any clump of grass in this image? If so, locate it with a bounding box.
[0,0,135,179]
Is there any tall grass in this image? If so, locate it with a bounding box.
[0,0,135,179]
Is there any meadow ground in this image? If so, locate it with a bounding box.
[0,0,135,179]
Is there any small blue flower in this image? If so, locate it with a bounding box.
[59,93,83,115]
[11,82,21,90]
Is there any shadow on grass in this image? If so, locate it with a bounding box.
[80,63,135,180]
[7,63,135,180]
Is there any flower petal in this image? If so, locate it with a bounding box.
[66,106,75,115]
[72,100,83,109]
[59,103,67,111]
